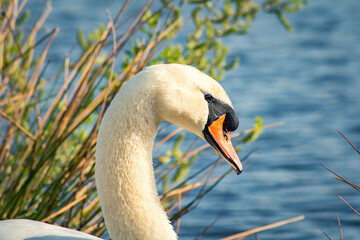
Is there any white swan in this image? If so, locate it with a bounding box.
[0,64,242,240]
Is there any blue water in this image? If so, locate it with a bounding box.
[26,0,360,239]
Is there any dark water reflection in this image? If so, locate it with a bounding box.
[25,0,360,239]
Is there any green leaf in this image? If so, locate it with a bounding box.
[242,116,263,144]
[88,25,105,41]
[193,24,204,40]
[149,12,161,29]
[172,133,185,160]
[172,161,190,183]
[193,42,207,51]
[211,10,227,23]
[16,10,30,25]
[275,9,293,31]
[142,9,152,22]
[157,151,172,164]
[163,175,169,195]
[189,0,210,4]
[224,57,240,70]
[192,5,204,26]
[206,21,215,39]
[77,29,87,50]
[223,1,234,16]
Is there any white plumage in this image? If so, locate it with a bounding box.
[0,219,101,240]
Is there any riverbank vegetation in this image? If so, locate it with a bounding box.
[0,0,306,238]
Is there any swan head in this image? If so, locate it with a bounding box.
[143,64,243,174]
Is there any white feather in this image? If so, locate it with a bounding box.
[0,219,101,240]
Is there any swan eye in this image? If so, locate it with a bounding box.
[204,93,213,102]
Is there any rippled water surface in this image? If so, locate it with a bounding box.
[27,0,360,239]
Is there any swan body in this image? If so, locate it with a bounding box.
[0,219,101,240]
[0,64,242,240]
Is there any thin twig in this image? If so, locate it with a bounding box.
[320,164,360,192]
[337,215,343,240]
[176,193,182,235]
[336,193,360,217]
[195,215,222,240]
[0,110,35,140]
[154,128,183,150]
[220,215,305,240]
[337,130,360,155]
[233,121,285,138]
[41,195,87,222]
[320,227,333,240]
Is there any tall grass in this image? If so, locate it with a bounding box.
[0,0,305,238]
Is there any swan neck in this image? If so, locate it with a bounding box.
[95,89,177,240]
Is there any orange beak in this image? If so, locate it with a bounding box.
[205,114,243,174]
